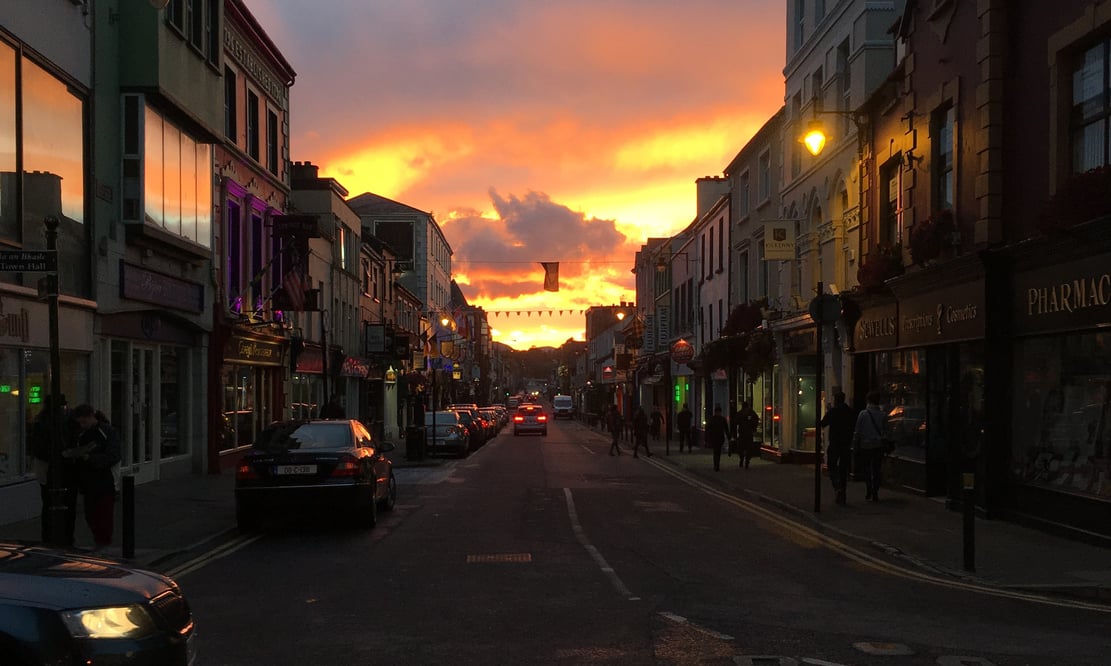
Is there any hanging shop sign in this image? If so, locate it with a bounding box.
[764,224,795,260]
[226,335,283,366]
[670,339,694,363]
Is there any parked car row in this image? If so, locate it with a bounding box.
[423,403,509,457]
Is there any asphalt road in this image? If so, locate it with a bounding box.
[178,416,1111,665]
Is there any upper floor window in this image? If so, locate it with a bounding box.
[1071,38,1111,172]
[933,104,955,211]
[246,91,259,160]
[708,228,715,275]
[758,151,772,202]
[169,0,219,68]
[143,104,213,248]
[266,109,279,175]
[881,158,902,245]
[739,171,750,217]
[223,66,237,140]
[717,218,724,271]
[0,43,91,297]
[794,0,805,49]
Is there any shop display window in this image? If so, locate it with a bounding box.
[1012,332,1111,498]
[872,349,929,462]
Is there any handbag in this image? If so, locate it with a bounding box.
[867,410,895,454]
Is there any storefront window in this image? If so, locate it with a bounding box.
[0,348,88,482]
[796,356,817,451]
[1012,332,1111,498]
[872,349,928,461]
[221,365,255,450]
[160,347,188,458]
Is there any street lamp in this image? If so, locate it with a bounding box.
[799,101,868,158]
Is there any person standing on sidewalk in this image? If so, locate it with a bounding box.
[68,405,121,552]
[649,405,663,441]
[820,391,857,505]
[705,404,730,472]
[852,390,888,502]
[607,404,623,456]
[733,400,759,469]
[676,404,693,452]
[30,395,79,546]
[632,406,652,458]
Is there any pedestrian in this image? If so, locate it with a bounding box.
[607,404,623,456]
[649,405,663,441]
[733,400,760,469]
[319,397,346,419]
[29,395,79,546]
[676,404,693,452]
[632,406,652,458]
[820,391,857,505]
[705,404,730,472]
[852,390,888,502]
[67,404,121,552]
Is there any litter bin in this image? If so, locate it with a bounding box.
[405,425,426,461]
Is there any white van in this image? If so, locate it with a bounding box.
[552,395,573,419]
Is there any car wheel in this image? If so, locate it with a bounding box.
[379,472,397,511]
[236,505,260,533]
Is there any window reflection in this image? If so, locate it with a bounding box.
[0,43,15,242]
[143,105,212,248]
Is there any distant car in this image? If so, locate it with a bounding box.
[552,395,574,419]
[234,419,396,531]
[513,404,548,436]
[479,406,504,430]
[424,411,471,457]
[0,542,196,665]
[447,408,487,448]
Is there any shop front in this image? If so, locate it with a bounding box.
[291,343,326,419]
[0,295,95,523]
[771,317,817,461]
[214,332,285,471]
[884,264,986,498]
[1006,245,1111,539]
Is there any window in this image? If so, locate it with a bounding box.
[700,235,707,280]
[758,151,771,201]
[794,0,805,49]
[246,91,259,160]
[717,218,724,271]
[251,214,264,310]
[224,67,237,140]
[143,105,212,248]
[791,92,803,177]
[933,104,954,211]
[816,0,826,21]
[1,45,91,297]
[881,158,902,244]
[168,0,185,33]
[226,201,242,311]
[739,171,750,217]
[837,39,852,135]
[739,251,750,303]
[1071,38,1110,172]
[172,0,219,66]
[758,240,767,297]
[266,109,278,175]
[708,228,714,275]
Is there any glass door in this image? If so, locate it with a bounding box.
[131,346,156,483]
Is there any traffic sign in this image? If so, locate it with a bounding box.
[0,250,57,272]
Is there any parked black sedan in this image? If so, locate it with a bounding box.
[234,419,396,531]
[0,542,196,665]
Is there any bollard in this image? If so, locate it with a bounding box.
[122,474,135,560]
[962,472,975,572]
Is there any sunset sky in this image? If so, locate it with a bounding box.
[249,1,786,349]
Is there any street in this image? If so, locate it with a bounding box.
[175,417,1111,665]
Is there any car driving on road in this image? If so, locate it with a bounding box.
[234,419,396,531]
[513,404,548,436]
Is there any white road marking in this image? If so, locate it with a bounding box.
[563,487,638,601]
[658,611,734,640]
[579,444,595,455]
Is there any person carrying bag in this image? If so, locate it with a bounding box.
[852,390,888,502]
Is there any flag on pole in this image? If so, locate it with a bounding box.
[283,268,307,311]
[541,262,559,291]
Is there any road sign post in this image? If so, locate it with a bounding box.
[42,218,67,547]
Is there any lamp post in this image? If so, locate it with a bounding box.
[809,282,840,513]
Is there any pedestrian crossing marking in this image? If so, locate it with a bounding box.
[465,553,532,563]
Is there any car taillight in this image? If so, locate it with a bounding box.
[235,463,257,480]
[513,415,524,423]
[537,415,547,422]
[330,456,360,477]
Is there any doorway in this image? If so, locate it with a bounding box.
[111,342,158,483]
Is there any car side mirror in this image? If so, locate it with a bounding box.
[378,440,396,453]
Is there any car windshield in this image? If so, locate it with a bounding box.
[255,422,351,451]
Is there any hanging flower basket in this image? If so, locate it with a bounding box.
[856,243,904,292]
[740,329,776,381]
[908,210,957,267]
[1038,166,1111,234]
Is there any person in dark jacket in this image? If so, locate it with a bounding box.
[632,407,652,458]
[649,405,663,441]
[705,404,730,472]
[820,391,857,505]
[67,405,122,552]
[607,404,623,456]
[30,395,79,546]
[733,401,760,469]
[676,404,693,452]
[853,390,889,502]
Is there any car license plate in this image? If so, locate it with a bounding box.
[275,464,316,475]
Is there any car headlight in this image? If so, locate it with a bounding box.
[61,604,158,639]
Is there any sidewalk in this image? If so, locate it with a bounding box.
[587,422,1111,602]
[4,428,1109,604]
